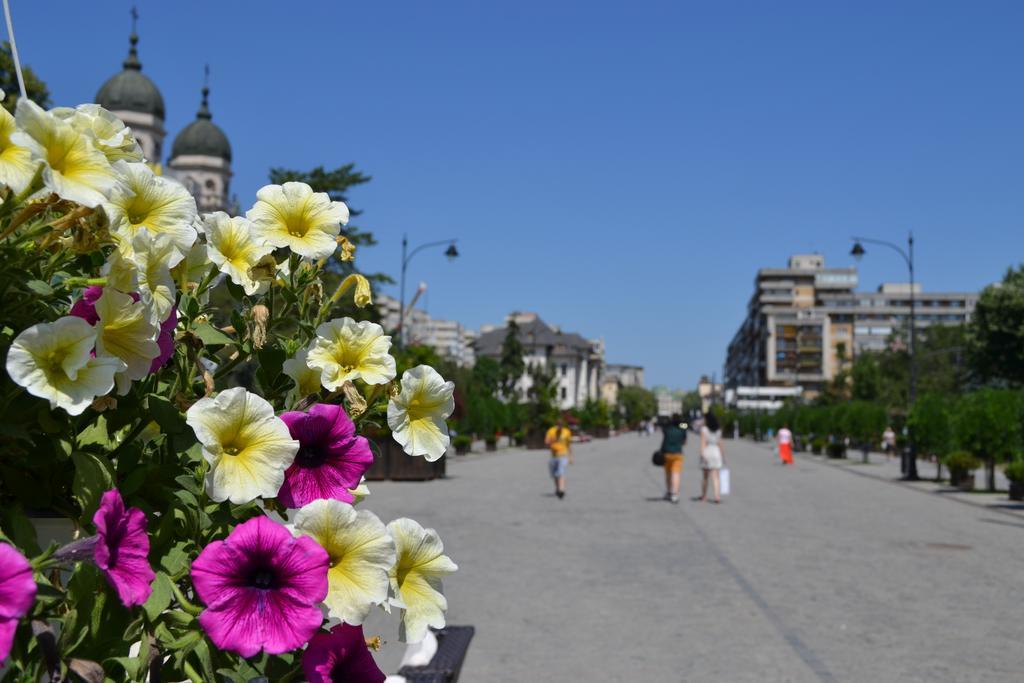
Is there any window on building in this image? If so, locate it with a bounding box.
[561,387,567,399]
[560,364,567,376]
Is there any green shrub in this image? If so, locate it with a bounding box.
[811,437,825,454]
[942,450,981,474]
[1004,458,1024,483]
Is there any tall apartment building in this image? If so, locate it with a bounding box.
[377,294,476,367]
[475,312,604,410]
[725,254,977,399]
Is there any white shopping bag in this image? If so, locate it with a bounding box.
[720,468,731,496]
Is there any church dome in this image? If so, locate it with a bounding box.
[170,87,232,162]
[95,33,165,120]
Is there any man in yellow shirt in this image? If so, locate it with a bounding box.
[545,418,573,499]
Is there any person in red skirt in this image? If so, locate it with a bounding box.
[777,424,794,465]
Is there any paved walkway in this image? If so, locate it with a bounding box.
[363,435,1024,682]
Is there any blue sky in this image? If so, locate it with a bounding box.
[13,1,1024,389]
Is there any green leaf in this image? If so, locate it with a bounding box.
[147,395,186,435]
[193,639,216,682]
[194,322,235,347]
[26,279,54,296]
[78,416,112,448]
[90,588,107,636]
[143,572,174,621]
[160,541,192,578]
[174,474,201,495]
[71,451,116,522]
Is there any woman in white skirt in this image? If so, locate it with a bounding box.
[699,410,725,503]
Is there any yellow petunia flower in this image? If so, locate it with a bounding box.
[52,104,144,164]
[387,517,457,643]
[246,181,349,260]
[292,499,396,625]
[0,104,37,193]
[12,99,121,208]
[185,387,299,504]
[93,288,161,394]
[5,317,125,416]
[307,318,396,390]
[105,161,198,258]
[388,365,455,462]
[203,212,273,295]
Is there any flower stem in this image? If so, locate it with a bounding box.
[170,582,203,617]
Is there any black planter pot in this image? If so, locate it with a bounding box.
[1008,481,1024,501]
[454,443,471,455]
[485,441,497,452]
[950,468,975,491]
[593,426,610,439]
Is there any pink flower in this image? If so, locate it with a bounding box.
[302,624,386,683]
[0,543,36,664]
[191,516,329,657]
[276,403,373,509]
[93,489,155,607]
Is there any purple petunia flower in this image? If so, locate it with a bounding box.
[191,515,329,657]
[68,285,106,325]
[149,307,177,373]
[302,624,386,683]
[276,403,374,509]
[0,543,36,665]
[70,285,177,374]
[94,489,155,607]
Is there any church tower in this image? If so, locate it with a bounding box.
[167,76,233,212]
[94,12,166,163]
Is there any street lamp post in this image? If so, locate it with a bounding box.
[850,233,919,480]
[398,235,459,349]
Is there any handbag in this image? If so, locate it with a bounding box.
[720,467,731,495]
[651,449,665,467]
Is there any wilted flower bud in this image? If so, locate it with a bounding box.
[250,304,270,350]
[338,235,356,262]
[341,381,367,417]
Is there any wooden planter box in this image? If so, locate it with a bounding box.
[526,429,548,450]
[593,426,610,439]
[485,441,497,452]
[367,438,446,481]
[950,469,975,491]
[454,443,471,455]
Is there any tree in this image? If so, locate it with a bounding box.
[0,42,50,113]
[969,265,1024,387]
[681,391,702,414]
[907,393,953,481]
[851,354,881,401]
[840,401,888,462]
[618,386,657,425]
[498,320,525,399]
[954,388,1021,491]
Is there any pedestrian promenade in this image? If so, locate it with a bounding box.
[364,435,1024,682]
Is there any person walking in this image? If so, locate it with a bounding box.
[882,426,896,461]
[777,424,794,465]
[659,414,687,504]
[545,418,573,499]
[699,410,725,503]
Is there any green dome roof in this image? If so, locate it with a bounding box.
[170,87,232,162]
[95,34,165,120]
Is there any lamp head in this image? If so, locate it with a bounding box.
[850,241,865,261]
[445,243,459,260]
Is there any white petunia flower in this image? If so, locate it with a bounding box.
[51,104,144,164]
[282,347,322,401]
[104,161,197,258]
[185,387,299,504]
[292,499,396,626]
[0,104,37,193]
[246,181,349,260]
[12,99,121,208]
[307,318,396,390]
[93,288,161,394]
[388,365,455,462]
[202,212,273,295]
[387,518,457,643]
[5,317,125,415]
[127,230,184,323]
